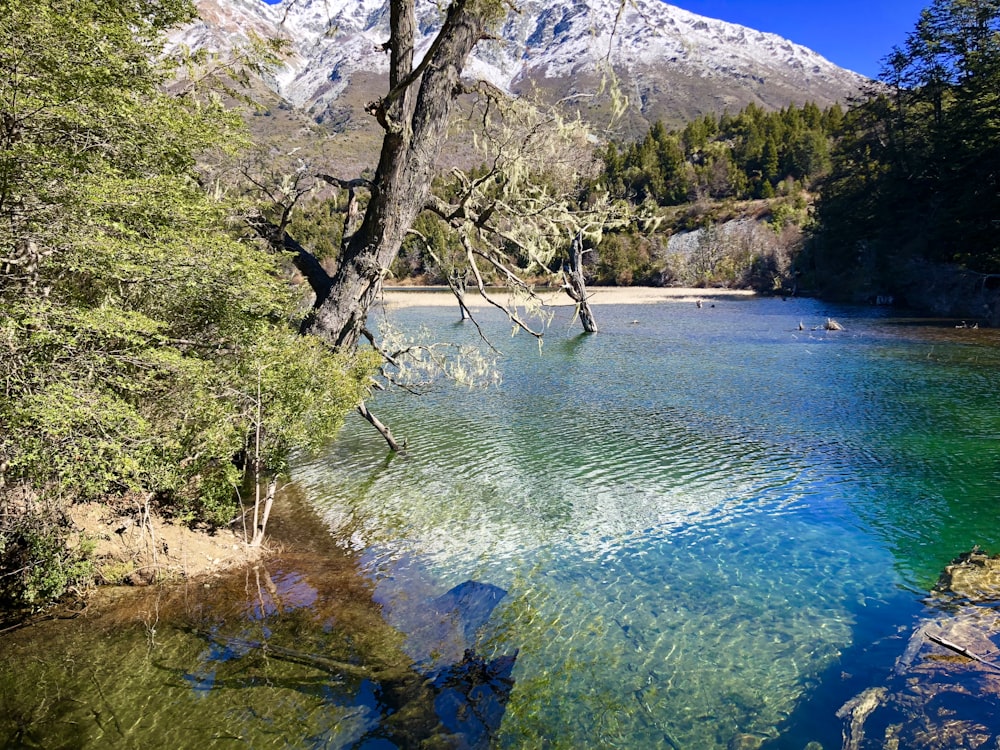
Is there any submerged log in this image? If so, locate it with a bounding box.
[837,549,1000,749]
[194,578,515,749]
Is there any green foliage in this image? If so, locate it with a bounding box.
[234,334,380,477]
[810,0,1000,287]
[0,496,94,609]
[603,102,840,206]
[286,195,345,261]
[592,233,663,286]
[394,213,465,282]
[0,0,376,605]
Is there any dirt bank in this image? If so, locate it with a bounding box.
[69,501,265,586]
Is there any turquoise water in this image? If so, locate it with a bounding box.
[2,295,999,749]
[292,295,1000,748]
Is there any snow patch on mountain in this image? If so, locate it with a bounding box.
[175,0,865,116]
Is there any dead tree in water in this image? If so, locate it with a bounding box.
[562,231,599,333]
[248,1,639,450]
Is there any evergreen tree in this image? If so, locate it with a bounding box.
[603,102,839,204]
[812,0,1000,282]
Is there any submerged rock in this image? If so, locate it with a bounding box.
[728,732,766,749]
[426,649,518,748]
[936,548,1000,602]
[838,550,1000,749]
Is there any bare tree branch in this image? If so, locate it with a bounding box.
[316,174,374,191]
[357,400,405,452]
[421,239,500,351]
[561,231,599,332]
[246,214,333,303]
[461,236,544,338]
[360,327,402,369]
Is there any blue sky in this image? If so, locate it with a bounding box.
[260,0,929,79]
[676,0,929,78]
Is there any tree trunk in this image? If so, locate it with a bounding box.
[250,476,277,547]
[563,232,599,333]
[357,400,405,452]
[451,270,469,320]
[306,0,492,352]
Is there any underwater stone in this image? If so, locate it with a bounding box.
[936,548,1000,601]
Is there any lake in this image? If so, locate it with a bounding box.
[3,293,999,749]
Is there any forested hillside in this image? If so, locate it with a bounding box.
[249,0,999,310]
[383,101,844,292]
[808,0,1000,303]
[602,103,842,205]
[506,0,999,307]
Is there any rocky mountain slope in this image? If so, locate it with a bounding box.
[177,0,867,136]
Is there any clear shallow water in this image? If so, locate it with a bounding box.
[3,295,999,749]
[294,296,1000,748]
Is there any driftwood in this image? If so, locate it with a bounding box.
[197,630,386,682]
[926,631,1000,672]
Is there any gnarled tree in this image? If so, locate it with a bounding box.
[303,0,506,352]
[250,0,637,357]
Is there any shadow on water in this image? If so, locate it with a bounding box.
[0,489,517,749]
[760,586,924,749]
[558,331,594,355]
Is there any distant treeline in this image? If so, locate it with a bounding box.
[598,0,1000,295]
[808,0,1000,286]
[601,102,843,205]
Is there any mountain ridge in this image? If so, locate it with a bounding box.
[175,0,866,135]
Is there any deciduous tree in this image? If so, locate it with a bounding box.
[0,0,374,605]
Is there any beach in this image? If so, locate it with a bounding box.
[378,286,756,309]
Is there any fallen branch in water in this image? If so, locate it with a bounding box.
[194,629,412,684]
[926,631,1000,672]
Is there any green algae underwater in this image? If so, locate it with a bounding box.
[4,295,1000,748]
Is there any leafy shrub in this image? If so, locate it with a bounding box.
[0,492,93,610]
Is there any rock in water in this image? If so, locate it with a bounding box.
[936,548,1000,601]
[836,549,1000,749]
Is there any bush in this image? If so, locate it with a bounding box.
[0,490,93,610]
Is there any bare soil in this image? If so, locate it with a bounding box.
[69,501,266,586]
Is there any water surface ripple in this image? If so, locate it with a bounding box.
[291,297,1000,748]
[3,297,999,749]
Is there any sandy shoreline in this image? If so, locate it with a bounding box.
[379,286,755,308]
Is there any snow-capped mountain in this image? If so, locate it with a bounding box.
[176,0,866,131]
